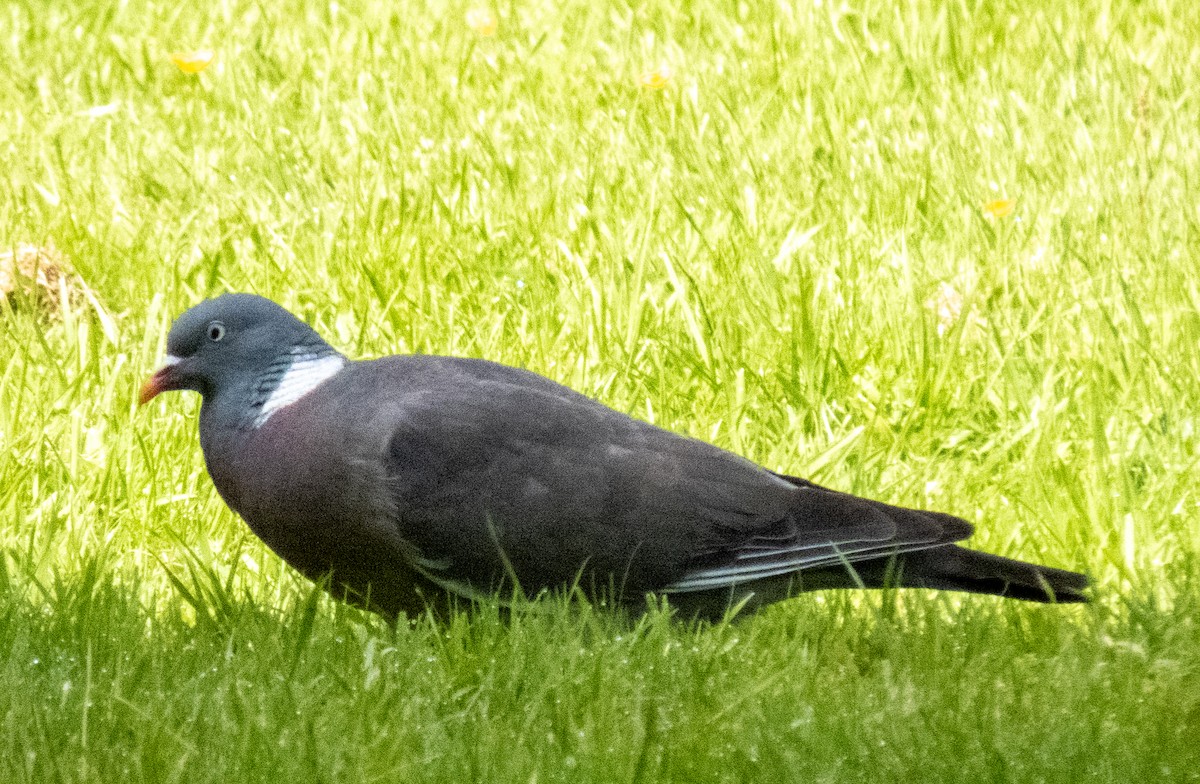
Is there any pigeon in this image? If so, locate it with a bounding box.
[140,293,1090,620]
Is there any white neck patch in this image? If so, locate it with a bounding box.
[255,352,346,426]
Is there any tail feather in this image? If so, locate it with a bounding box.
[771,476,1089,603]
[896,546,1090,603]
[664,544,1090,620]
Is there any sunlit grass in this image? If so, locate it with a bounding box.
[2,0,1198,781]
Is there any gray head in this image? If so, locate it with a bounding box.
[140,294,341,418]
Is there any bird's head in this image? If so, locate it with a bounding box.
[140,293,339,407]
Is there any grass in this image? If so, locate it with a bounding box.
[2,0,1198,780]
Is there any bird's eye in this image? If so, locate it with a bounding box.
[207,321,226,342]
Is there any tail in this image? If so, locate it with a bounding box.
[891,546,1090,603]
[665,545,1090,620]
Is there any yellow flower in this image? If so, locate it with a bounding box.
[983,198,1015,219]
[638,63,673,90]
[466,8,498,37]
[170,50,214,74]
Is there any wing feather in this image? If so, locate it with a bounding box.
[662,483,972,594]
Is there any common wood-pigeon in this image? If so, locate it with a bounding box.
[141,294,1090,620]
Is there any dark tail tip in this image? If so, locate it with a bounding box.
[904,546,1091,603]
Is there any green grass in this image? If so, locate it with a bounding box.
[2,0,1199,780]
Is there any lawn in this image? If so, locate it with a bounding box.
[1,0,1198,781]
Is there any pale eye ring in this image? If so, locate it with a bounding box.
[207,321,226,342]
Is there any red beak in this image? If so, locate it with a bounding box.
[139,357,182,405]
